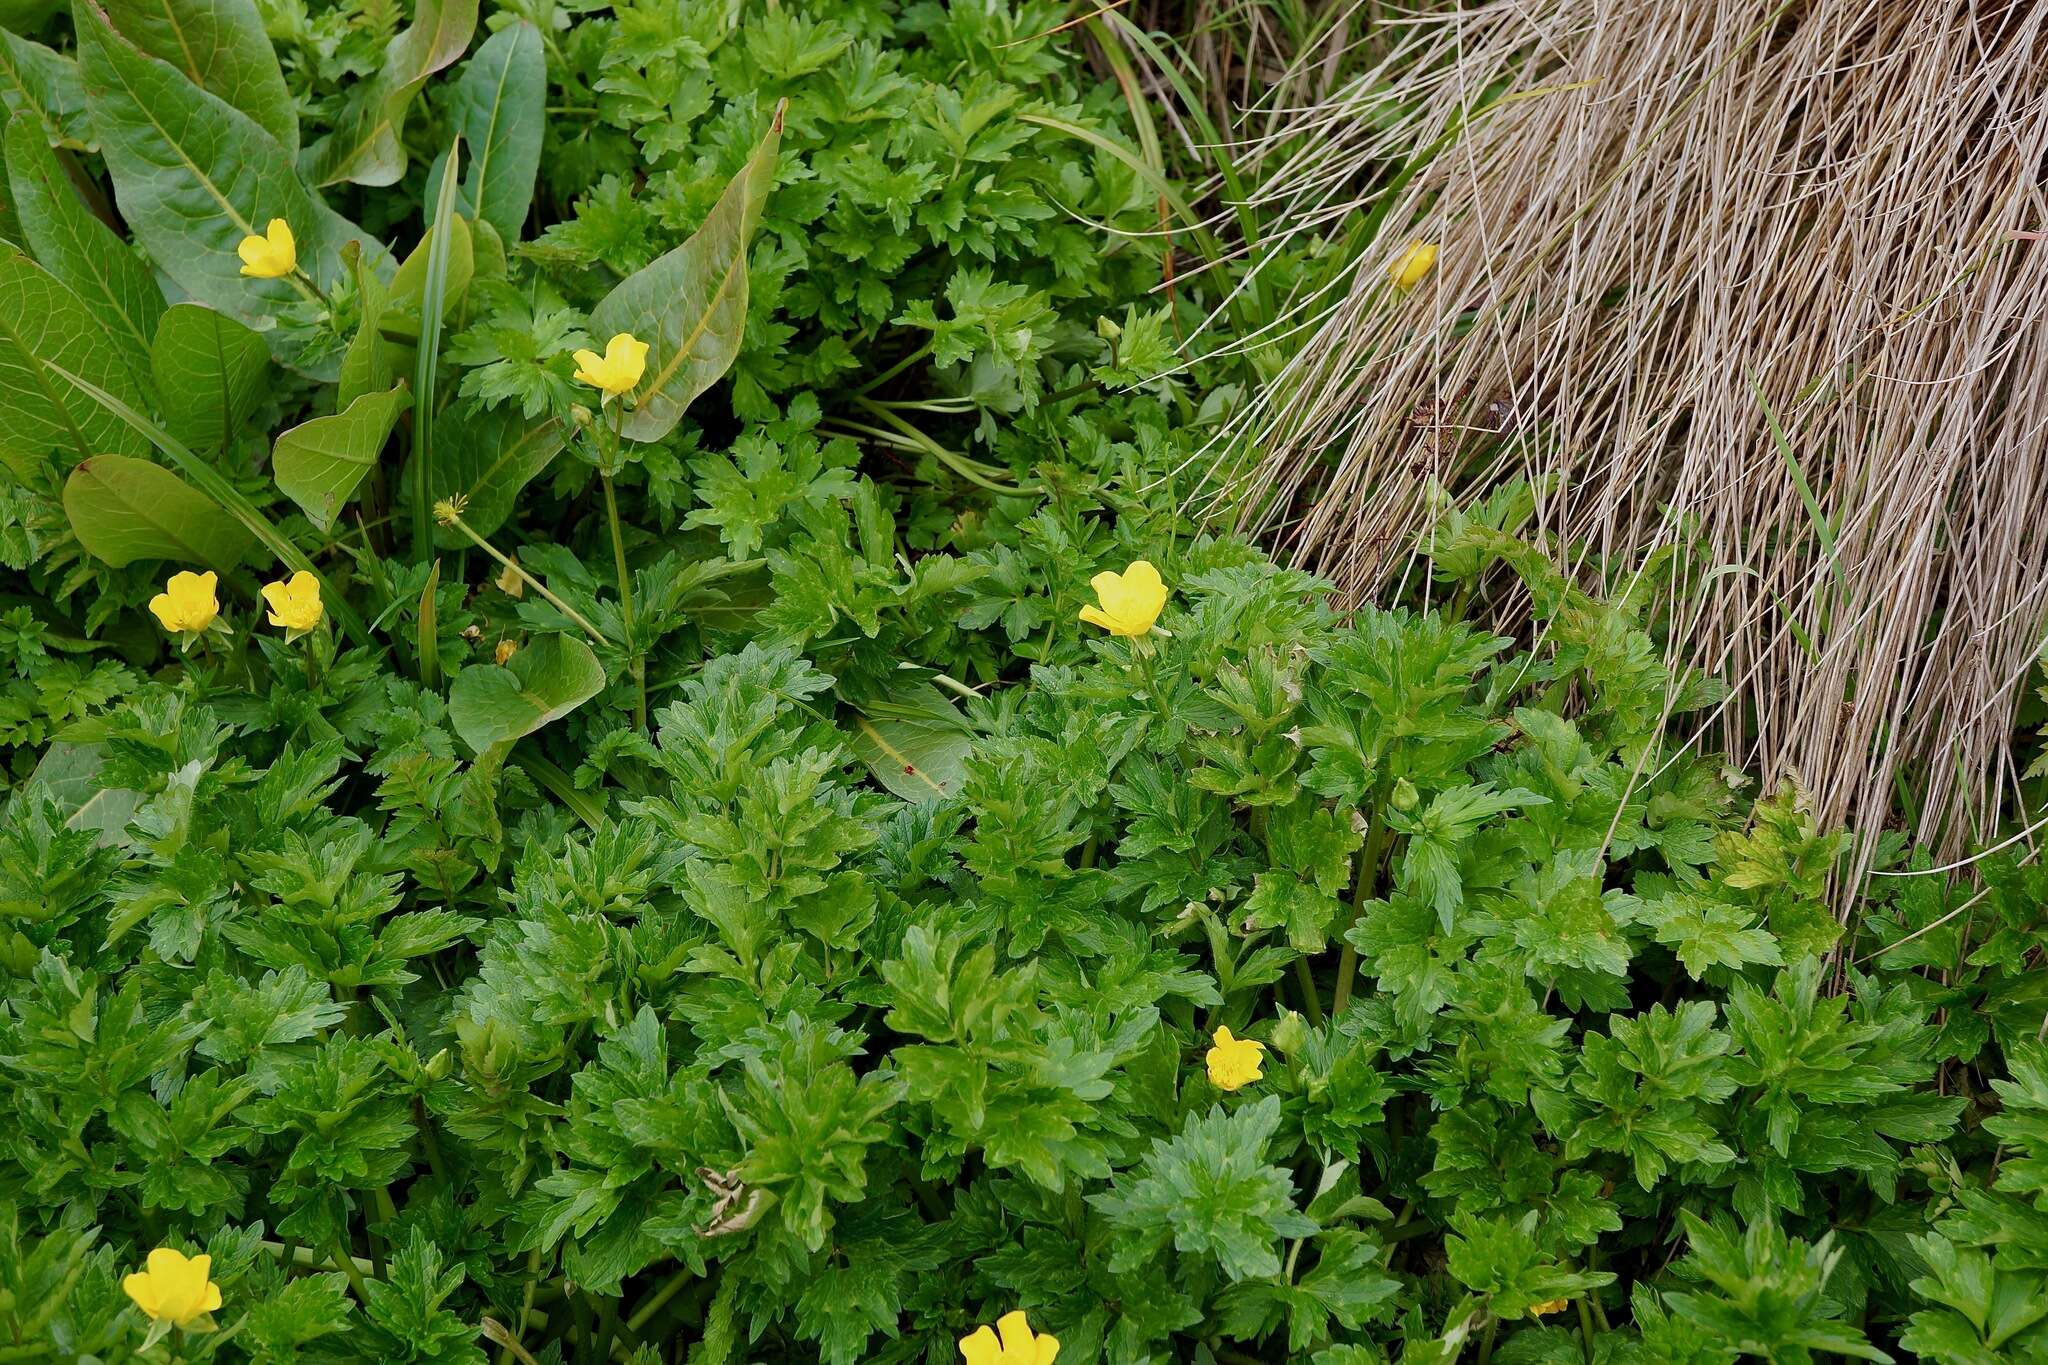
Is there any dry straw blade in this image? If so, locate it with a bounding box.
[1204,0,2048,877]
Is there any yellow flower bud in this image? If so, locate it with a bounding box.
[1389,240,1439,290]
[237,218,297,279]
[494,638,519,665]
[573,332,650,401]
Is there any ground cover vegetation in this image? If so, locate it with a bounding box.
[0,0,2042,1362]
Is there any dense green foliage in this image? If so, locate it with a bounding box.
[0,0,2042,1362]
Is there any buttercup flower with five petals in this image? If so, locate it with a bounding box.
[959,1309,1059,1365]
[1077,560,1168,638]
[122,1247,222,1329]
[237,218,297,279]
[261,570,323,634]
[1206,1026,1266,1092]
[573,332,650,401]
[1389,240,1439,290]
[149,570,220,642]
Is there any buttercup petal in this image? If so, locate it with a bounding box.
[1035,1332,1060,1365]
[996,1310,1034,1356]
[959,1324,1000,1365]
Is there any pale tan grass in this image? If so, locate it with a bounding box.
[1203,0,2048,874]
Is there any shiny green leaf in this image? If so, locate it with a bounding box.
[271,384,411,531]
[62,452,253,568]
[151,302,271,452]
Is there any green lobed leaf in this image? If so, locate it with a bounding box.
[3,114,162,373]
[448,632,607,754]
[270,384,411,531]
[97,0,296,152]
[62,452,254,569]
[0,244,151,465]
[150,302,272,452]
[588,101,783,444]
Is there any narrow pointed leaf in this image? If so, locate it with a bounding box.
[434,22,543,241]
[0,245,150,464]
[63,453,253,568]
[5,114,162,372]
[0,30,91,150]
[299,0,477,187]
[588,101,782,444]
[272,384,412,531]
[151,302,271,451]
[99,0,297,152]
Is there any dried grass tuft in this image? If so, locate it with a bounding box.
[1203,0,2048,871]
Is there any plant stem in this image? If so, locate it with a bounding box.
[1332,794,1390,1014]
[626,1267,693,1334]
[1293,957,1325,1026]
[599,470,646,731]
[439,508,608,645]
[1477,1315,1499,1365]
[330,1237,373,1304]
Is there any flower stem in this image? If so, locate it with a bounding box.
[599,469,646,732]
[439,508,608,645]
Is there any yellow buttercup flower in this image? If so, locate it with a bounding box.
[260,570,323,632]
[1077,560,1168,638]
[959,1309,1059,1365]
[237,218,297,279]
[149,570,220,635]
[1389,240,1439,290]
[573,332,650,401]
[122,1247,221,1328]
[1206,1026,1265,1092]
[1529,1298,1569,1318]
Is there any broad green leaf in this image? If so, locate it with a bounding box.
[299,0,477,187]
[151,302,271,451]
[271,384,411,531]
[847,680,973,802]
[428,401,564,545]
[589,102,782,444]
[5,114,162,372]
[337,214,471,407]
[99,0,296,152]
[63,452,254,568]
[448,632,606,754]
[76,1,382,349]
[0,29,91,149]
[431,22,543,242]
[0,245,150,465]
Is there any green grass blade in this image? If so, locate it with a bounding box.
[412,139,463,554]
[1752,375,1847,599]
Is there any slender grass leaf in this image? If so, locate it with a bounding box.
[0,245,150,464]
[428,402,564,545]
[510,744,606,830]
[98,0,296,152]
[417,556,440,688]
[63,452,254,569]
[431,21,543,242]
[37,354,369,644]
[299,0,476,187]
[151,302,271,452]
[5,114,162,373]
[590,101,783,444]
[0,30,91,150]
[272,384,412,531]
[448,632,605,755]
[409,145,462,553]
[76,1,385,358]
[1753,377,1847,600]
